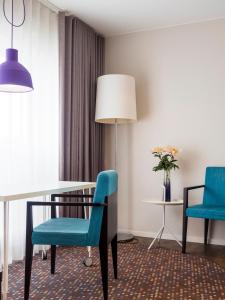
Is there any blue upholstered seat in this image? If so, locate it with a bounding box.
[186,167,225,220]
[32,170,118,247]
[186,205,225,220]
[32,218,90,246]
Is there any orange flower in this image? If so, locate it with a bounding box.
[152,147,163,153]
[163,146,180,155]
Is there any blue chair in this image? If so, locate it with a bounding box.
[182,167,225,253]
[24,170,118,300]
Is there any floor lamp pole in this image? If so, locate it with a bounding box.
[115,120,118,170]
[115,120,134,243]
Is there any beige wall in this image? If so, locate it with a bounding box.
[105,19,225,245]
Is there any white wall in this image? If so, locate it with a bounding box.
[105,19,225,245]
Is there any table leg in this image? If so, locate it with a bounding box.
[83,189,87,219]
[149,205,167,250]
[157,226,164,246]
[148,226,164,250]
[88,188,92,216]
[83,189,92,262]
[82,188,93,266]
[0,269,2,300]
[0,229,2,299]
[165,225,182,247]
[88,188,92,258]
[2,201,9,297]
[158,205,166,245]
[87,246,91,258]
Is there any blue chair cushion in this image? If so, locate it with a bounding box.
[186,204,225,220]
[32,218,90,246]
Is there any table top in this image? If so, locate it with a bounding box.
[0,181,96,202]
[143,199,183,205]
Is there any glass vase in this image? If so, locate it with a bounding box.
[163,170,171,202]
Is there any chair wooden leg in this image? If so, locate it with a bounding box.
[51,245,56,274]
[111,235,117,279]
[24,203,34,300]
[24,240,33,300]
[182,216,188,254]
[204,219,209,245]
[99,242,108,300]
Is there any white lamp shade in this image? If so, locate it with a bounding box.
[95,74,137,124]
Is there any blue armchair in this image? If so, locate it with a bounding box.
[24,170,118,300]
[182,167,225,253]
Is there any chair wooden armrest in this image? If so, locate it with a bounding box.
[27,201,106,208]
[26,201,107,231]
[183,185,205,209]
[51,193,94,199]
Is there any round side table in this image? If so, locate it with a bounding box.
[143,199,183,250]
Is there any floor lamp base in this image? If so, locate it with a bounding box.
[117,232,134,243]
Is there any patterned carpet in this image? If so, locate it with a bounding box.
[7,239,225,299]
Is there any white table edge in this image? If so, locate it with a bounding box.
[0,182,96,202]
[143,199,183,205]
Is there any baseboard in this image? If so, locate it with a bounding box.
[118,228,225,246]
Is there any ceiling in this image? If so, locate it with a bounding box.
[48,0,225,37]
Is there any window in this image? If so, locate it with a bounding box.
[0,0,59,262]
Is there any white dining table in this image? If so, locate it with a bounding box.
[0,181,96,299]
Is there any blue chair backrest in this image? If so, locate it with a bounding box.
[87,170,118,245]
[203,167,225,206]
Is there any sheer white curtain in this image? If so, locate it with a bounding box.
[0,0,59,262]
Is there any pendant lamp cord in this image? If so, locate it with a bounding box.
[3,0,26,48]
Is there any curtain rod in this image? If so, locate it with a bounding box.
[38,0,62,13]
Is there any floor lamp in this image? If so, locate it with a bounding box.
[95,74,137,242]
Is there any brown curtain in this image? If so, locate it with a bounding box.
[59,13,105,217]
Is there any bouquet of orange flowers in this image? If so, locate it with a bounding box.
[152,146,180,173]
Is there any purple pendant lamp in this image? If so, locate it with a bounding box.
[0,0,33,93]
